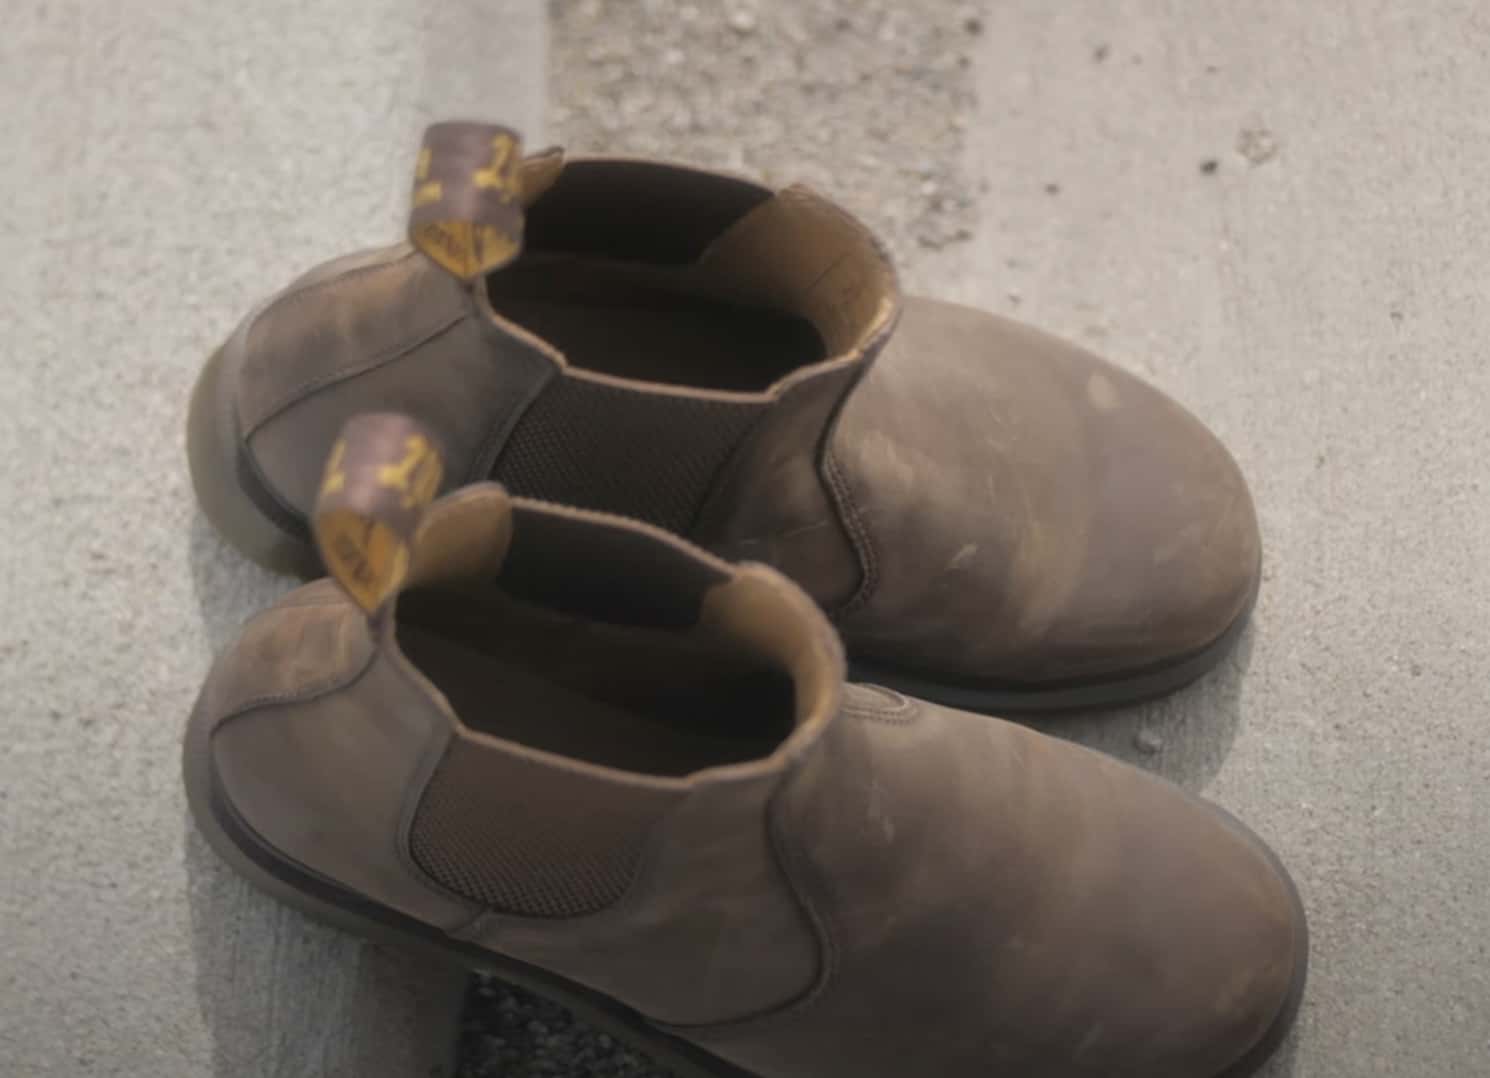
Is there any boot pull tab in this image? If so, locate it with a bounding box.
[314,414,444,616]
[409,122,527,281]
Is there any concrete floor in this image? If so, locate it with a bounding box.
[4,2,1490,1076]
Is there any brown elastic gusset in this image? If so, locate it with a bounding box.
[492,375,769,536]
[407,732,684,918]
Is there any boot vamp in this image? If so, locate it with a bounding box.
[832,296,1260,684]
[691,687,1300,1078]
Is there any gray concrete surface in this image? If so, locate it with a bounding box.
[5,1,1490,1076]
[0,1,544,1075]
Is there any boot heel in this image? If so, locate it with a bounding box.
[187,341,320,577]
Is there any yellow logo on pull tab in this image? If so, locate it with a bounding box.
[409,124,525,281]
[377,434,441,509]
[314,423,444,616]
[473,133,521,198]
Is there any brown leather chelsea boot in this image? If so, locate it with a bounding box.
[185,414,1303,1078]
[188,121,1260,713]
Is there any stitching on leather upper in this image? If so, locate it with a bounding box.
[211,640,483,920]
[243,310,468,435]
[210,632,376,735]
[823,447,878,617]
[657,756,842,1040]
[839,686,920,725]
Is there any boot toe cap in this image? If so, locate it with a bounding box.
[835,298,1261,696]
[1026,355,1262,683]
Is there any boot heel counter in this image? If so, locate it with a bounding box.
[199,586,476,929]
[232,245,473,515]
[195,580,370,724]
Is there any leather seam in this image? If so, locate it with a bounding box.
[763,760,839,1016]
[840,695,921,726]
[682,403,776,537]
[382,648,503,915]
[823,447,878,617]
[659,760,841,1038]
[210,644,484,926]
[209,643,375,732]
[243,311,468,436]
[466,339,561,483]
[250,248,419,337]
[211,329,314,542]
[684,386,791,541]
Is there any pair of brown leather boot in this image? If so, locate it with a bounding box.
[186,123,1305,1077]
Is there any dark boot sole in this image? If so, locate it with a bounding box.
[184,691,1304,1078]
[847,570,1259,717]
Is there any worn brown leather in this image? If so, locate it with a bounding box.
[832,299,1261,683]
[187,417,1303,1078]
[189,122,1260,709]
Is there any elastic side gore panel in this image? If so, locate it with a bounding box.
[492,376,767,536]
[408,738,682,918]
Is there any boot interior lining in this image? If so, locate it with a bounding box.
[486,257,824,391]
[396,585,795,776]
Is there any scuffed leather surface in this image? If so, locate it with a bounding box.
[233,245,556,521]
[687,690,1300,1078]
[201,582,478,930]
[695,363,867,609]
[832,296,1261,683]
[191,579,367,724]
[237,245,461,433]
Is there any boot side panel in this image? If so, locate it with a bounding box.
[449,753,822,1029]
[203,623,478,931]
[231,247,556,523]
[687,690,1300,1078]
[693,364,867,609]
